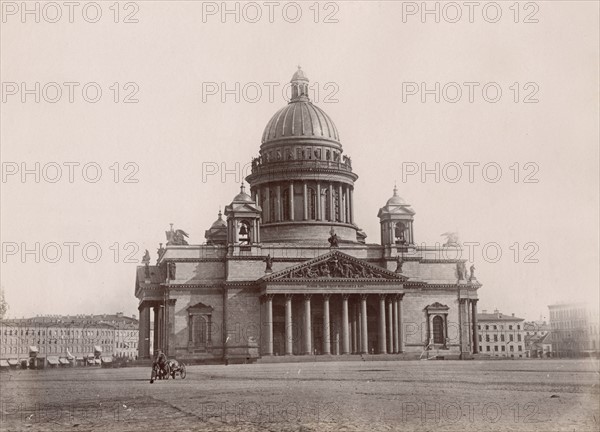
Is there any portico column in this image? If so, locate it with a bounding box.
[285,294,293,355]
[303,182,308,220]
[341,295,350,354]
[398,294,404,353]
[265,295,273,356]
[316,183,322,220]
[392,297,399,354]
[289,182,294,221]
[387,298,393,354]
[138,304,150,359]
[304,295,312,355]
[351,303,358,353]
[153,306,159,353]
[360,295,368,354]
[322,294,331,355]
[378,295,387,354]
[472,299,479,354]
[166,299,176,356]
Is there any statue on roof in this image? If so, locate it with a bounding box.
[328,227,339,248]
[395,254,404,273]
[456,261,468,281]
[264,254,273,273]
[157,243,165,263]
[166,223,189,246]
[167,262,176,280]
[441,232,460,247]
[142,250,151,278]
[469,264,476,281]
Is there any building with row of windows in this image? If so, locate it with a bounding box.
[548,302,600,358]
[0,312,139,367]
[476,310,526,358]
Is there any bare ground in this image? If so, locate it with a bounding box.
[0,359,598,432]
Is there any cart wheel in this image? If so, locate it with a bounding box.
[180,363,186,379]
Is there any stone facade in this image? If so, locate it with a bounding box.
[0,313,138,365]
[476,310,526,358]
[135,68,482,362]
[548,302,600,358]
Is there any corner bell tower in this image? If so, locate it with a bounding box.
[377,186,416,247]
[224,184,262,254]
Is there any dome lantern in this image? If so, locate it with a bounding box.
[290,65,310,102]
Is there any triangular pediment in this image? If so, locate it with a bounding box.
[378,206,415,218]
[226,202,261,213]
[262,250,406,282]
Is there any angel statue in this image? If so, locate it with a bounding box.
[441,232,460,247]
[166,223,189,246]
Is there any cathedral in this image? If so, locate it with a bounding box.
[135,68,482,362]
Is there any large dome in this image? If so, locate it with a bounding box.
[246,68,361,244]
[261,67,340,146]
[261,101,340,144]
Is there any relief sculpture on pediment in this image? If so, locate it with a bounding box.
[284,257,384,279]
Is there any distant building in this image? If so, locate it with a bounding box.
[0,313,138,366]
[548,302,600,358]
[524,321,552,358]
[477,309,526,358]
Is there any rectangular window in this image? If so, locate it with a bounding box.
[494,335,498,342]
[501,334,505,342]
[510,334,514,342]
[486,346,490,352]
[494,346,498,351]
[518,335,522,342]
[501,346,505,351]
[510,345,514,351]
[486,335,490,342]
[518,346,522,351]
[478,335,482,342]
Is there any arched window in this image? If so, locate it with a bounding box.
[395,222,406,244]
[238,220,251,245]
[188,303,214,350]
[322,188,330,221]
[308,188,317,220]
[433,316,444,344]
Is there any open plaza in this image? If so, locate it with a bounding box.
[0,358,598,432]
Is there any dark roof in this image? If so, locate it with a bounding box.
[477,313,524,322]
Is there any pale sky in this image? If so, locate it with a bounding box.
[1,1,598,322]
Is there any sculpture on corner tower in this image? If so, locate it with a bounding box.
[166,223,189,246]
